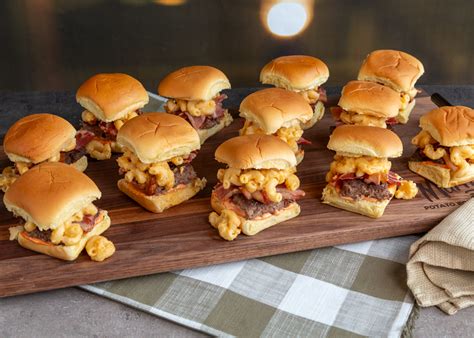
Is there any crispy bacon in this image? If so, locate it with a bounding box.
[330,106,343,120]
[386,117,398,125]
[387,171,402,185]
[99,121,118,137]
[80,213,99,232]
[276,187,305,200]
[318,87,327,103]
[443,153,458,171]
[75,130,95,150]
[297,137,312,145]
[364,173,382,185]
[184,112,206,129]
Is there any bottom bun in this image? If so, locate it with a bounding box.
[118,177,206,213]
[397,99,416,124]
[302,101,325,130]
[408,161,474,188]
[17,213,111,261]
[70,155,88,172]
[198,111,233,144]
[322,184,390,218]
[296,149,304,165]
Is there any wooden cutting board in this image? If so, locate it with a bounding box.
[0,92,472,297]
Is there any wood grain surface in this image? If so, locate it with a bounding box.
[0,92,472,297]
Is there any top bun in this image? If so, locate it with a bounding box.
[260,55,329,91]
[338,81,400,118]
[3,113,76,163]
[116,113,200,163]
[76,73,149,122]
[215,134,296,170]
[3,162,101,231]
[239,88,313,133]
[328,125,403,158]
[158,65,231,101]
[358,49,424,93]
[420,106,474,146]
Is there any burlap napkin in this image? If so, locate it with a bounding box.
[407,198,474,315]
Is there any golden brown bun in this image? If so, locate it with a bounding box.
[197,111,233,144]
[322,185,390,218]
[4,162,101,231]
[239,88,313,133]
[260,55,329,90]
[328,125,403,158]
[16,213,111,261]
[118,178,206,213]
[76,73,149,122]
[70,155,88,172]
[116,113,200,163]
[419,106,474,146]
[302,101,325,130]
[358,49,424,94]
[215,134,297,169]
[408,161,474,188]
[4,114,76,164]
[398,98,416,124]
[210,193,300,236]
[158,65,231,101]
[338,81,400,118]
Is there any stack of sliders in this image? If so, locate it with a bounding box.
[209,134,305,241]
[322,125,418,218]
[76,73,149,160]
[116,113,206,213]
[0,113,87,192]
[239,88,313,163]
[409,106,474,188]
[260,55,329,129]
[358,49,424,124]
[158,65,232,144]
[6,162,115,262]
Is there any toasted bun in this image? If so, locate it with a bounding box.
[118,178,206,213]
[76,73,149,122]
[338,81,400,118]
[398,98,416,124]
[322,185,390,218]
[3,162,101,231]
[117,113,200,163]
[328,125,403,158]
[4,114,76,164]
[419,106,474,146]
[358,50,424,94]
[215,134,297,169]
[197,111,233,144]
[239,88,312,133]
[70,155,88,172]
[302,101,325,130]
[408,161,474,188]
[158,65,231,101]
[16,213,111,261]
[260,55,329,90]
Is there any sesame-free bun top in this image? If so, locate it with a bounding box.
[158,65,231,101]
[239,88,313,133]
[328,125,403,158]
[358,49,424,93]
[420,106,474,146]
[116,113,200,163]
[76,73,149,122]
[3,113,76,164]
[338,81,400,118]
[215,134,297,170]
[3,162,101,231]
[260,55,329,91]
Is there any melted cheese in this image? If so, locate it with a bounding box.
[326,155,391,181]
[339,110,387,128]
[82,110,138,131]
[299,88,320,105]
[395,180,418,199]
[165,98,216,117]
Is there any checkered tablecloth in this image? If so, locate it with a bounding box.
[81,235,417,337]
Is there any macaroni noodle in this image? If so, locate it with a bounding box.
[326,155,392,181]
[86,235,116,262]
[209,209,242,241]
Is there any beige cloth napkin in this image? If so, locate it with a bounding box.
[407,198,474,315]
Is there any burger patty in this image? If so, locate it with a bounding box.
[200,116,221,129]
[60,148,87,164]
[146,164,197,195]
[339,179,393,201]
[27,228,52,242]
[81,122,117,141]
[231,193,294,219]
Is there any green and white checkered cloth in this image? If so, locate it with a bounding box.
[81,235,417,337]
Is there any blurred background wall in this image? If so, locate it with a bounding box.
[0,0,473,91]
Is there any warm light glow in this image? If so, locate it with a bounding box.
[266,2,308,37]
[154,0,186,5]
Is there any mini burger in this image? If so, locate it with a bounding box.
[409,106,474,188]
[0,113,87,192]
[358,49,424,123]
[116,113,206,213]
[260,55,329,129]
[209,134,305,241]
[158,65,232,144]
[330,81,403,128]
[5,162,114,261]
[322,125,418,218]
[76,73,149,160]
[239,88,313,164]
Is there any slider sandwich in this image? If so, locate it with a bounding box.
[5,162,114,262]
[322,125,418,218]
[158,65,232,144]
[358,49,424,123]
[239,88,313,164]
[116,113,206,213]
[76,73,149,160]
[0,113,87,192]
[209,134,305,241]
[260,55,329,129]
[409,106,474,188]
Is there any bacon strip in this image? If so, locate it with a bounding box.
[75,130,95,150]
[297,137,312,145]
[318,87,327,103]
